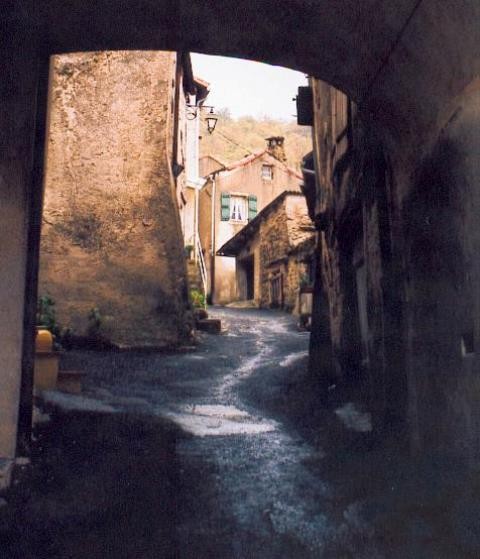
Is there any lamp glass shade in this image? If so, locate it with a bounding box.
[206,109,218,134]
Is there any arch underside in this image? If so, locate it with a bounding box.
[28,0,478,142]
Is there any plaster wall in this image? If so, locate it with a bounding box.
[39,51,191,347]
[179,96,203,249]
[182,187,196,247]
[198,181,213,294]
[0,10,42,460]
[199,156,224,178]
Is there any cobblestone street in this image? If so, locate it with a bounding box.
[0,308,478,558]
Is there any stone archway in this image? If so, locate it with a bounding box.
[1,0,479,470]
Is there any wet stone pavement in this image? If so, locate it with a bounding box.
[1,308,478,558]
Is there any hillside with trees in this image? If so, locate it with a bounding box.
[199,109,312,171]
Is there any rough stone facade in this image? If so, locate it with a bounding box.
[307,78,408,431]
[308,75,480,460]
[39,51,192,348]
[218,191,315,312]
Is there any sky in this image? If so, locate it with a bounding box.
[191,53,308,121]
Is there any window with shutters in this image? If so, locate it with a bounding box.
[221,193,257,222]
[248,195,257,221]
[261,164,273,180]
[230,196,247,222]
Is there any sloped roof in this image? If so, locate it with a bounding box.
[223,150,303,180]
[225,150,265,171]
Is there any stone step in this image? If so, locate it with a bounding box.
[194,308,208,320]
[57,370,85,394]
[196,318,221,334]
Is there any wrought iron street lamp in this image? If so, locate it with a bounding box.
[186,104,218,134]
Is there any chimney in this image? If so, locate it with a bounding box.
[265,136,287,162]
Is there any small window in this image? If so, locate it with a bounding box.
[261,165,273,180]
[230,196,247,222]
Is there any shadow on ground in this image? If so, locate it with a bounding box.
[239,354,480,559]
[0,411,185,559]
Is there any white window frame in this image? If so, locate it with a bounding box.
[229,195,248,222]
[261,164,273,180]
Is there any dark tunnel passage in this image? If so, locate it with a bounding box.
[1,1,480,556]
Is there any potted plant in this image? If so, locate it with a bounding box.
[34,295,60,391]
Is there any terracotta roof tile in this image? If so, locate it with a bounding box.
[223,150,303,180]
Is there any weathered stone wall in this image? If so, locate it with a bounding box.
[39,51,192,348]
[284,196,315,312]
[310,74,480,459]
[311,77,406,420]
[258,201,290,308]
[285,258,302,312]
[403,84,480,455]
[233,193,314,311]
[259,195,313,311]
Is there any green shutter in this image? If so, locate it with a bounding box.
[221,192,230,221]
[248,195,257,221]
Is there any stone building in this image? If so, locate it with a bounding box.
[304,78,406,432]
[217,191,315,312]
[39,51,200,348]
[198,138,303,304]
[304,71,480,458]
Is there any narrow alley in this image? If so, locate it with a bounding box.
[1,4,479,558]
[2,309,478,558]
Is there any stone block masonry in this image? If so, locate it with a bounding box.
[39,51,191,348]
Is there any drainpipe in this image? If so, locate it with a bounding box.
[193,105,201,263]
[194,183,199,263]
[210,175,216,303]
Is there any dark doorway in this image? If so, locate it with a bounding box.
[270,272,284,308]
[243,256,255,300]
[237,255,255,301]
